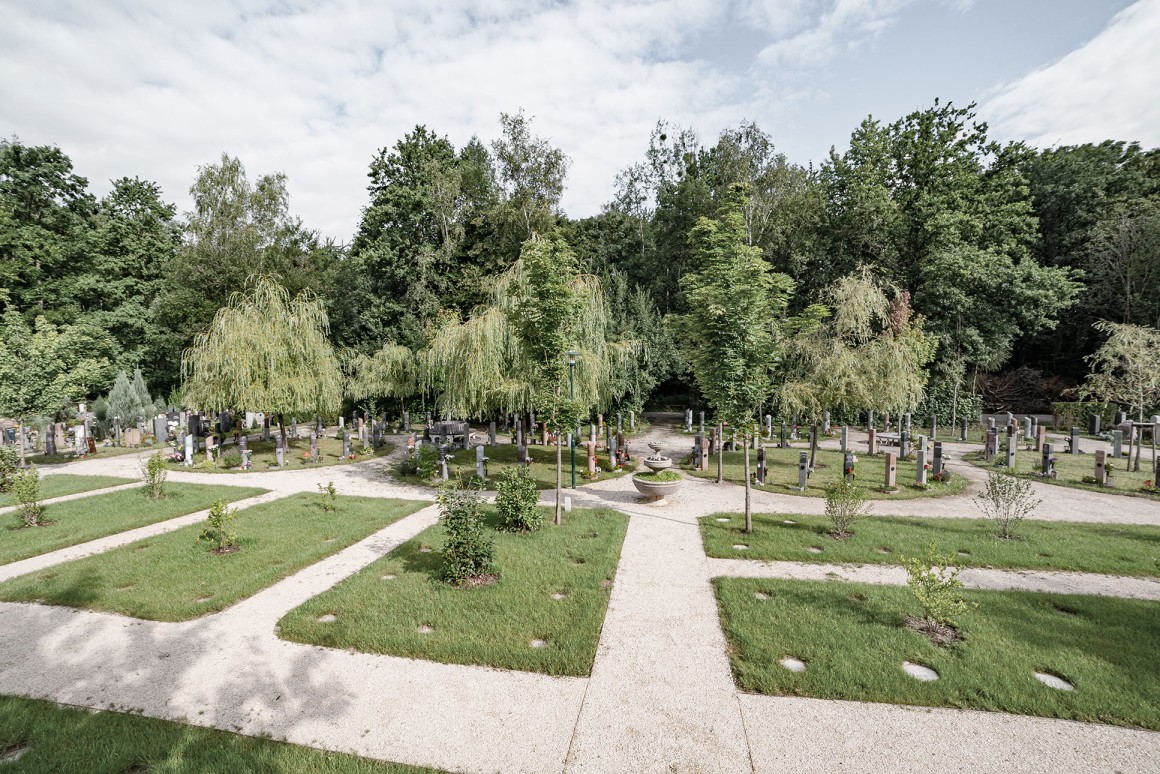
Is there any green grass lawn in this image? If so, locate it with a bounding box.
[25,443,147,466]
[0,695,441,773]
[962,448,1159,499]
[702,513,1160,577]
[0,493,428,620]
[278,506,628,675]
[163,436,394,474]
[1,474,133,506]
[0,483,267,567]
[684,446,968,500]
[394,442,629,490]
[714,578,1160,729]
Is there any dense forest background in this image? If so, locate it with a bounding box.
[2,100,1157,418]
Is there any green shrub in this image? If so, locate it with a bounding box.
[633,470,681,482]
[218,450,243,470]
[496,466,541,531]
[11,466,43,527]
[0,445,19,493]
[974,469,1040,539]
[902,543,975,630]
[395,445,439,479]
[317,481,337,512]
[438,484,494,584]
[198,499,238,553]
[140,450,168,500]
[824,479,870,538]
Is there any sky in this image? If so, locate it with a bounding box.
[2,0,1157,242]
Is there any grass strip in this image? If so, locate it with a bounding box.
[164,436,393,474]
[395,442,629,490]
[0,493,427,620]
[714,578,1160,729]
[685,447,968,499]
[1,483,267,567]
[702,513,1160,577]
[278,507,628,675]
[962,449,1159,500]
[0,695,442,773]
[1,474,133,507]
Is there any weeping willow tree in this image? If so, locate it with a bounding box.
[350,234,639,524]
[778,270,935,434]
[182,275,343,442]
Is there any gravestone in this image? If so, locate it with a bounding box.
[1006,433,1017,469]
[440,455,449,481]
[1035,425,1046,452]
[685,409,692,432]
[932,442,943,476]
[1114,410,1127,426]
[765,414,772,440]
[756,446,766,484]
[700,436,710,471]
[262,415,271,442]
[309,431,318,462]
[617,412,622,432]
[184,434,194,466]
[516,426,523,448]
[868,428,878,455]
[797,451,809,491]
[241,449,252,470]
[45,428,57,456]
[586,441,596,476]
[275,435,285,467]
[930,414,937,440]
[589,424,596,445]
[517,444,528,468]
[987,417,995,431]
[899,430,910,459]
[983,430,996,462]
[780,422,788,449]
[206,433,217,463]
[239,434,248,452]
[1112,429,1123,459]
[960,418,968,441]
[342,430,350,457]
[220,411,231,436]
[403,411,410,431]
[1069,427,1080,454]
[867,409,874,431]
[1094,450,1107,486]
[1087,414,1100,436]
[822,411,831,434]
[315,415,323,435]
[123,428,142,448]
[86,436,96,454]
[54,423,66,451]
[372,424,381,449]
[153,416,168,442]
[884,451,897,489]
[840,426,849,453]
[338,416,344,430]
[488,422,497,445]
[904,412,912,433]
[290,418,298,438]
[790,417,798,440]
[1041,443,1054,476]
[917,434,927,456]
[1023,416,1033,440]
[843,451,855,482]
[915,448,927,485]
[112,417,121,447]
[476,445,487,479]
[609,432,618,463]
[630,411,636,431]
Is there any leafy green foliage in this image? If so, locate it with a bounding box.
[633,469,681,482]
[974,469,1041,540]
[10,466,43,527]
[218,450,242,470]
[902,543,976,628]
[198,499,238,552]
[0,445,17,492]
[318,481,337,512]
[438,484,494,584]
[823,480,870,537]
[140,450,168,500]
[1079,321,1160,422]
[495,466,541,532]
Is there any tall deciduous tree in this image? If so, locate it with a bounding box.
[675,185,794,532]
[0,311,115,466]
[491,111,570,246]
[1079,321,1160,423]
[182,275,342,442]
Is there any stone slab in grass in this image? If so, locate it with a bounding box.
[164,436,393,474]
[0,483,267,567]
[962,449,1160,500]
[1,474,134,507]
[701,513,1160,578]
[0,695,444,773]
[713,578,1160,730]
[685,447,967,499]
[395,443,629,490]
[277,507,629,676]
[0,493,427,621]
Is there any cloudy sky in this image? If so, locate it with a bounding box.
[3,0,1157,241]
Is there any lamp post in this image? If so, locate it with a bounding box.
[568,350,578,488]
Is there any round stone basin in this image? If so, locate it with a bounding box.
[1035,672,1074,691]
[642,456,673,472]
[632,473,682,502]
[779,656,807,673]
[902,661,939,682]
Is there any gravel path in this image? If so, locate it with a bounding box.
[0,422,1156,772]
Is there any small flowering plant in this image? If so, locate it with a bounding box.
[1142,480,1158,494]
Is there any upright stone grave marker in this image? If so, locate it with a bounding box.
[1094,450,1107,486]
[867,409,874,431]
[756,446,766,484]
[960,417,968,442]
[932,442,943,476]
[797,451,809,491]
[153,416,168,443]
[899,430,910,459]
[1006,432,1017,469]
[930,414,937,439]
[916,448,927,485]
[868,428,878,455]
[1035,424,1046,452]
[1041,443,1054,476]
[184,433,194,466]
[843,451,855,482]
[275,435,285,467]
[342,430,350,457]
[904,412,912,433]
[1023,416,1033,440]
[983,430,996,462]
[780,422,788,449]
[586,441,596,476]
[840,425,849,453]
[309,431,318,462]
[685,409,692,432]
[517,444,528,468]
[1112,429,1123,459]
[884,451,897,489]
[1069,427,1080,454]
[488,422,497,445]
[476,445,487,479]
[698,411,705,433]
[822,411,831,434]
[765,414,772,440]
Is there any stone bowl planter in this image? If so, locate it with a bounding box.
[642,456,673,472]
[632,471,683,504]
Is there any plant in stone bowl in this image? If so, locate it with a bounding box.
[632,468,683,503]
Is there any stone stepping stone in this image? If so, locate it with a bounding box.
[754,592,769,601]
[902,661,939,682]
[317,614,337,623]
[877,548,892,554]
[381,574,396,581]
[419,547,432,553]
[806,546,823,554]
[551,593,566,601]
[782,519,796,525]
[779,656,806,673]
[529,639,547,649]
[1,745,29,764]
[417,625,434,634]
[1034,672,1074,691]
[716,517,730,522]
[195,594,214,603]
[733,544,749,550]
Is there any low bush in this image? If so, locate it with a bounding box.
[198,499,238,553]
[902,543,976,636]
[0,446,19,493]
[634,470,681,482]
[317,481,337,512]
[438,484,494,584]
[140,450,168,500]
[496,466,541,531]
[824,480,870,538]
[11,467,43,527]
[974,469,1041,539]
[218,450,243,470]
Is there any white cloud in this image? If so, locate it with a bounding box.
[981,0,1160,150]
[0,0,736,240]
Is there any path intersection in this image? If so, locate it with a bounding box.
[0,422,1157,772]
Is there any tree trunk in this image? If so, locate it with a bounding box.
[743,432,752,534]
[17,417,26,469]
[809,423,818,470]
[278,413,287,447]
[716,423,724,484]
[1134,425,1142,472]
[555,429,563,526]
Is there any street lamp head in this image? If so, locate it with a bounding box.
[566,350,578,365]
